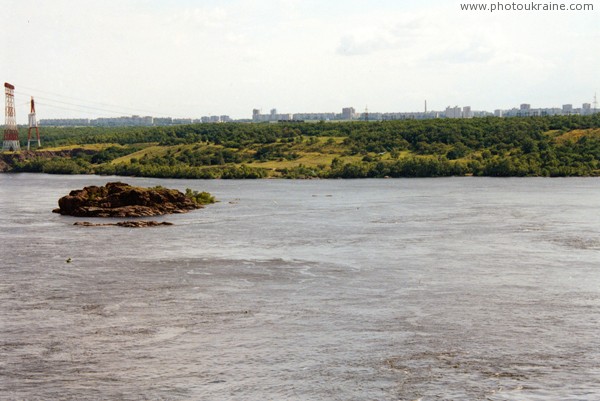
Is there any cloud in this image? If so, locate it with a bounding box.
[166,6,230,30]
[335,15,425,56]
[336,35,390,56]
[426,43,496,64]
[2,0,598,120]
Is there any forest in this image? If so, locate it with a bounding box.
[5,114,600,178]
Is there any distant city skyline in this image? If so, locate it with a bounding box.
[2,0,599,124]
[34,98,599,127]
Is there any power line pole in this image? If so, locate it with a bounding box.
[3,82,20,152]
[27,97,41,150]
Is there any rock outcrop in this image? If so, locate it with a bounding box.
[74,221,174,228]
[53,182,204,217]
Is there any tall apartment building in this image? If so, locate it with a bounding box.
[252,108,292,122]
[445,106,462,118]
[341,107,356,120]
[462,106,473,118]
[562,104,574,114]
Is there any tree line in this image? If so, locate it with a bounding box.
[9,114,600,178]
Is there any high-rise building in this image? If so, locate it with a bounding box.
[582,103,592,115]
[462,106,473,118]
[341,107,355,120]
[445,106,462,118]
[252,109,261,122]
[518,104,532,116]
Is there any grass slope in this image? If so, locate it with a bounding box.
[9,115,600,178]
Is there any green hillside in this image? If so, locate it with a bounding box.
[5,115,600,178]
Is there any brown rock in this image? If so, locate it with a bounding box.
[74,221,174,228]
[54,182,203,217]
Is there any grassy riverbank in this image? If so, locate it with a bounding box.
[4,115,600,178]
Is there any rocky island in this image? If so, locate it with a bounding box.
[73,221,174,228]
[53,182,215,226]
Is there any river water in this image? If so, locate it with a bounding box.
[1,174,600,400]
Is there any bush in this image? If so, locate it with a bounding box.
[185,189,216,205]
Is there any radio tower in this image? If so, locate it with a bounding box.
[27,97,41,150]
[3,82,20,152]
[594,92,598,114]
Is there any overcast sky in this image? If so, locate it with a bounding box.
[2,0,599,122]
